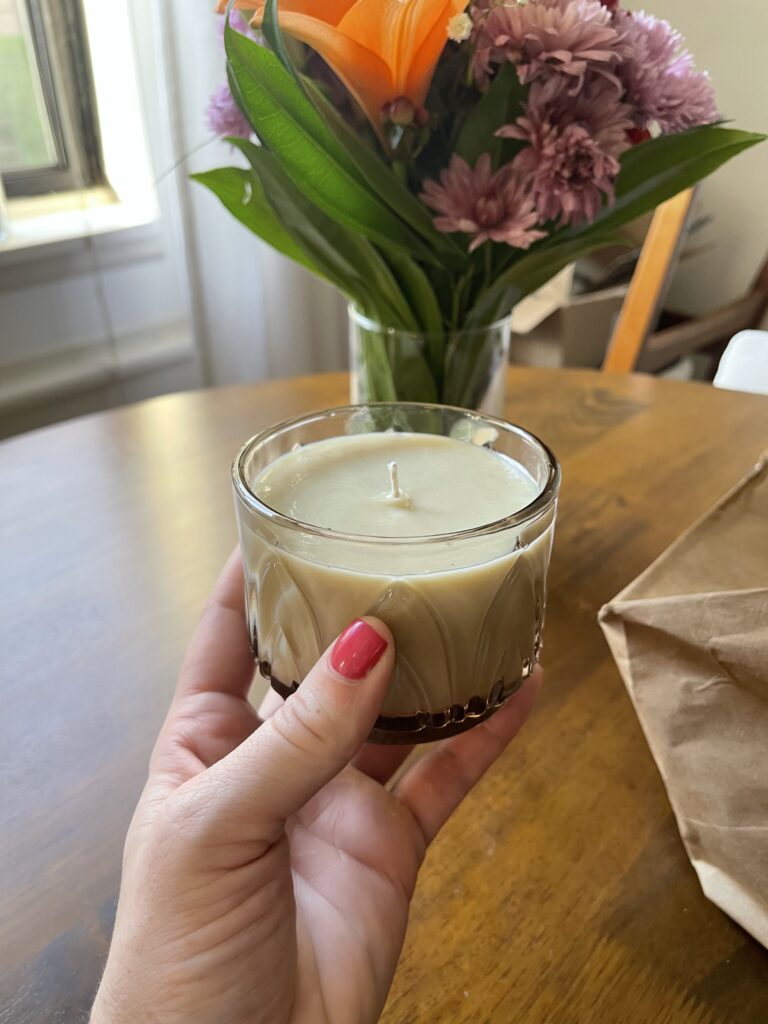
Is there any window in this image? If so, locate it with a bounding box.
[0,0,103,197]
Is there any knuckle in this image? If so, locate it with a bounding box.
[272,688,330,753]
[434,745,477,796]
[271,686,351,760]
[161,780,220,849]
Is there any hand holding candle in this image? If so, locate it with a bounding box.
[91,549,542,1024]
[234,404,560,743]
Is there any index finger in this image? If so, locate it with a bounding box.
[175,547,255,701]
[258,687,415,786]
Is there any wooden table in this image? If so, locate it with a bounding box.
[2,368,767,1023]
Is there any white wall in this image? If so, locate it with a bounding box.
[626,0,768,314]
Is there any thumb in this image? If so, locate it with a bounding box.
[202,617,394,837]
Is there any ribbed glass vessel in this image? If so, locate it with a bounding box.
[233,403,560,744]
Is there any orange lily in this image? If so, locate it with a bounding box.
[219,0,469,128]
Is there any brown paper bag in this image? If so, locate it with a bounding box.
[599,456,768,948]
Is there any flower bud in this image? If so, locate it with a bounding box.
[626,126,651,145]
[383,96,417,126]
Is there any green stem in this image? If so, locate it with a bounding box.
[392,159,408,186]
[360,329,397,401]
[450,282,461,332]
[451,268,473,331]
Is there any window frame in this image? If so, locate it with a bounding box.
[3,0,103,198]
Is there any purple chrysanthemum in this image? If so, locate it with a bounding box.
[614,11,719,133]
[473,0,629,92]
[420,154,546,251]
[499,77,633,226]
[206,82,252,139]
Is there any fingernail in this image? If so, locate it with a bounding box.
[330,619,388,681]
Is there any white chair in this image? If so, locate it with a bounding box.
[714,330,768,396]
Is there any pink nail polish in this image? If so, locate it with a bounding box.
[330,619,388,681]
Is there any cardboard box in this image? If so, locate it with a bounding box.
[510,280,627,368]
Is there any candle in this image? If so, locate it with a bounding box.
[255,433,537,537]
[233,404,560,743]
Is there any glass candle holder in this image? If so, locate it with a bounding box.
[233,403,560,744]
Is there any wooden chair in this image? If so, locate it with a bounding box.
[602,188,768,374]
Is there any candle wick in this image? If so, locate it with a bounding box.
[388,461,402,500]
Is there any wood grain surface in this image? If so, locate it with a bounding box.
[1,368,767,1023]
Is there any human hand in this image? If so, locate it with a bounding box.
[91,549,541,1024]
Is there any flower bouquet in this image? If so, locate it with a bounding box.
[196,0,764,411]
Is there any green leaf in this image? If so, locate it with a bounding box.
[260,0,295,78]
[354,321,439,402]
[304,81,465,269]
[599,126,765,233]
[443,323,507,409]
[384,253,443,333]
[465,236,624,327]
[456,64,526,168]
[617,126,762,195]
[382,252,446,383]
[466,125,766,326]
[356,328,399,401]
[190,166,320,276]
[384,333,439,402]
[231,138,418,328]
[225,26,440,265]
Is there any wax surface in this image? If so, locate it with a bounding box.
[253,432,538,537]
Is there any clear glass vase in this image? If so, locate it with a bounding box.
[349,305,511,415]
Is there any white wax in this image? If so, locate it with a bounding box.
[253,432,538,537]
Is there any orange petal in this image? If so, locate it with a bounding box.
[218,0,354,24]
[253,0,356,25]
[405,0,468,104]
[253,11,394,125]
[338,0,464,90]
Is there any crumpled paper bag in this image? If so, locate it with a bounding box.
[599,456,768,948]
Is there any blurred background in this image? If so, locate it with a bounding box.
[1,0,766,439]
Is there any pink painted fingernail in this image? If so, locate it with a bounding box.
[330,619,388,681]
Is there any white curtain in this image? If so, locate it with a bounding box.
[166,0,348,389]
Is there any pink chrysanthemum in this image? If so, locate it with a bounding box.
[420,154,546,251]
[499,77,633,226]
[615,11,719,133]
[206,83,252,139]
[473,0,628,92]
